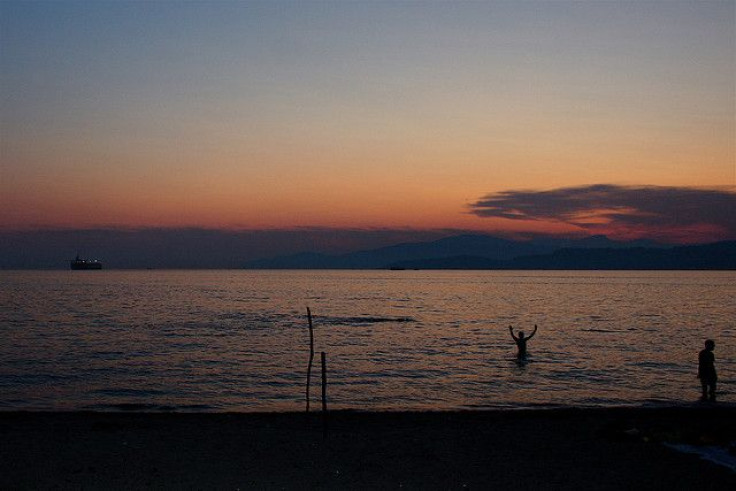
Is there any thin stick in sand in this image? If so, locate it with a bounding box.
[321,351,328,438]
[306,307,315,412]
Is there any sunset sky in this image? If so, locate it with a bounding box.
[2,1,734,245]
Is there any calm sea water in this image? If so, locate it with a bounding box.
[1,270,734,411]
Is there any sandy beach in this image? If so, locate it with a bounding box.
[1,406,734,490]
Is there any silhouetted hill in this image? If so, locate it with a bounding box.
[243,234,671,269]
[386,255,506,270]
[510,241,736,270]
[387,241,736,270]
[244,234,524,268]
[242,252,340,269]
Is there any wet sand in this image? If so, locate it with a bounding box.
[1,406,734,489]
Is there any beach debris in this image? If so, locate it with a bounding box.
[664,443,736,473]
[623,428,640,438]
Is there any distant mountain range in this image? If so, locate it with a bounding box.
[243,234,736,270]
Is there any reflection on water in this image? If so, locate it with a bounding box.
[1,270,734,411]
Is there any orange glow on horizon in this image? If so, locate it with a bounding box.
[2,2,733,245]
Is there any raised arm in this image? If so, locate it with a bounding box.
[527,325,538,340]
[509,326,518,341]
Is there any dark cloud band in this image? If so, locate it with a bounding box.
[470,184,736,240]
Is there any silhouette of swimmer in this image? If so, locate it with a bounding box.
[509,325,537,359]
[698,339,717,402]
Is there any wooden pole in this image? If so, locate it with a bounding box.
[321,351,327,412]
[306,307,315,412]
[321,351,328,438]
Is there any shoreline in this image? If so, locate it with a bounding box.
[2,406,734,489]
[2,398,732,413]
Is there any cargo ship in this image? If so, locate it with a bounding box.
[69,255,102,270]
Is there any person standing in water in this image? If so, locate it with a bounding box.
[698,339,717,402]
[509,325,538,359]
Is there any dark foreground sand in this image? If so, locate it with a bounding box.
[2,406,734,490]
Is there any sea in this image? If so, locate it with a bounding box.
[1,270,734,412]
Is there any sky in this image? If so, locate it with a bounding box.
[1,1,735,249]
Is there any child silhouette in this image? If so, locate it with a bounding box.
[698,339,717,402]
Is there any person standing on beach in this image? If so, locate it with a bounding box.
[509,325,537,359]
[698,339,717,402]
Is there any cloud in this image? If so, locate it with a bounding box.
[470,184,736,242]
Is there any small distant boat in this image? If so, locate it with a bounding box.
[69,255,102,270]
